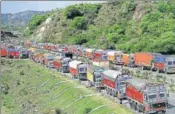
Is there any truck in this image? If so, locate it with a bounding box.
[6,45,20,59]
[163,55,175,73]
[86,48,95,59]
[87,65,104,89]
[43,54,54,68]
[126,78,168,114]
[122,53,135,67]
[102,70,132,100]
[93,49,108,61]
[1,44,7,57]
[53,56,72,73]
[134,52,162,70]
[69,60,87,80]
[19,48,29,59]
[152,55,175,74]
[107,50,124,65]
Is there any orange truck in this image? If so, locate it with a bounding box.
[134,52,161,69]
[122,54,135,67]
[86,48,95,59]
[107,50,123,65]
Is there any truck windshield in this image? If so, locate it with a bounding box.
[62,62,68,66]
[149,94,156,99]
[119,82,125,87]
[168,61,173,65]
[160,93,165,98]
[152,103,166,108]
[79,68,84,72]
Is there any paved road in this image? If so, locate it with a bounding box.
[167,93,175,114]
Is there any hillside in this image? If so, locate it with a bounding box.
[26,1,175,54]
[1,10,46,32]
[2,59,132,114]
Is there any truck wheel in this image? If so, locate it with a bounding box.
[162,110,166,114]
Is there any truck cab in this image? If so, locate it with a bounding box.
[126,79,168,114]
[60,57,72,73]
[164,56,175,73]
[143,84,168,114]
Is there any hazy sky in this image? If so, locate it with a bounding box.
[1,1,104,14]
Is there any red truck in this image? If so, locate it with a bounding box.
[126,78,168,114]
[1,47,7,57]
[69,60,87,80]
[53,56,72,73]
[102,70,132,100]
[93,49,108,61]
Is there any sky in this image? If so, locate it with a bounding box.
[1,1,104,14]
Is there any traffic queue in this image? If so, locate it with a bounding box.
[1,41,170,114]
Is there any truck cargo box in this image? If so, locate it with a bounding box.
[86,48,95,59]
[92,61,109,69]
[153,55,166,71]
[1,48,7,57]
[135,52,161,68]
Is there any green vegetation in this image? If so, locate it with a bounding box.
[2,59,132,114]
[26,1,175,54]
[24,12,52,36]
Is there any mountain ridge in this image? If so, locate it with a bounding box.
[1,10,47,32]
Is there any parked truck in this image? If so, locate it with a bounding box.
[107,50,124,65]
[1,43,7,57]
[93,49,108,61]
[43,54,54,68]
[126,78,168,114]
[122,53,135,67]
[87,65,104,89]
[86,48,95,59]
[134,52,162,70]
[69,60,87,80]
[53,56,72,73]
[102,70,132,100]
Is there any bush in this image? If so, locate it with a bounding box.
[64,5,83,19]
[64,4,101,19]
[70,16,87,29]
[20,71,25,75]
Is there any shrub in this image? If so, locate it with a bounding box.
[70,16,87,30]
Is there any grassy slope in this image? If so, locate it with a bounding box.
[2,59,132,114]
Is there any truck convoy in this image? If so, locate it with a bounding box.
[2,41,170,114]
